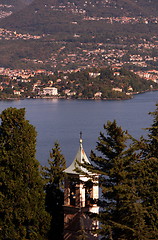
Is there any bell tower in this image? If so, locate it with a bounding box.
[63,133,99,240]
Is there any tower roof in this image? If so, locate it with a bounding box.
[64,133,91,175]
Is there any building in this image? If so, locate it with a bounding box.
[63,133,99,240]
[43,87,58,96]
[112,87,123,92]
[94,92,102,98]
[89,72,101,78]
[13,90,21,95]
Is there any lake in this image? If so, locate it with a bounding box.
[0,91,157,166]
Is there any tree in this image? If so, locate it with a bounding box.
[0,107,50,240]
[137,104,158,238]
[77,217,89,240]
[89,120,147,240]
[43,141,66,240]
[147,104,158,157]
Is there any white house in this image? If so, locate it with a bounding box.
[94,92,102,98]
[89,72,101,78]
[112,87,123,92]
[43,87,58,96]
[13,90,21,95]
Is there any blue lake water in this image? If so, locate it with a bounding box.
[0,91,157,166]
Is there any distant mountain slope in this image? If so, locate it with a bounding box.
[0,0,80,33]
[0,0,158,34]
[0,0,33,20]
[0,0,33,7]
[0,0,158,71]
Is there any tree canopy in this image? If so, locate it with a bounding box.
[42,141,66,240]
[136,104,158,238]
[0,104,158,240]
[87,112,158,240]
[0,107,50,240]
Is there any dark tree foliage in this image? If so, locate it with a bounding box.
[137,104,158,238]
[148,104,158,157]
[76,217,89,240]
[43,142,66,240]
[89,120,148,240]
[0,107,50,240]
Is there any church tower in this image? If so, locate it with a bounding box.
[63,133,99,240]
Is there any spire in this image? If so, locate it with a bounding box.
[80,131,83,147]
[64,133,91,175]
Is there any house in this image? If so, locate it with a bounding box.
[13,90,21,95]
[94,92,102,98]
[43,87,58,96]
[114,71,120,76]
[128,86,133,91]
[66,91,76,96]
[112,87,123,92]
[89,72,101,78]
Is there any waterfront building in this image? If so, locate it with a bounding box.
[43,87,58,96]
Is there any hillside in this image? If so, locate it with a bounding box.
[1,0,158,33]
[0,0,32,18]
[0,67,157,100]
[0,0,158,71]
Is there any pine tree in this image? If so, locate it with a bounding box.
[43,141,66,240]
[77,217,89,240]
[89,120,147,240]
[148,103,158,157]
[137,104,158,238]
[0,107,50,240]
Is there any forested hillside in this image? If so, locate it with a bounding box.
[0,0,158,72]
[0,0,30,15]
[1,0,158,34]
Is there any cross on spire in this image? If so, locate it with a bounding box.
[80,131,83,145]
[80,131,82,140]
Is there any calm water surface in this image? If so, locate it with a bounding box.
[0,91,158,166]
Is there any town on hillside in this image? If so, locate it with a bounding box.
[0,66,157,100]
[0,0,158,100]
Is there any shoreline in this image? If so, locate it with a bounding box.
[0,89,158,101]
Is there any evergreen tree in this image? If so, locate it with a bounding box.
[89,120,147,240]
[137,104,158,238]
[77,217,89,240]
[43,141,66,240]
[148,103,158,158]
[0,107,50,240]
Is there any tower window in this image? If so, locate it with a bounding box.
[70,181,77,206]
[85,180,93,206]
